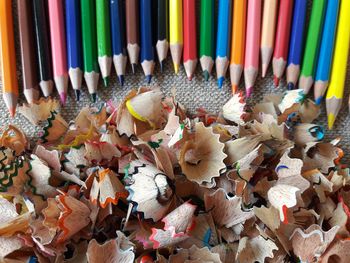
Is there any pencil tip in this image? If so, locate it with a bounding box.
[315,96,323,105]
[118,75,125,86]
[74,90,81,101]
[328,113,336,130]
[262,64,268,78]
[287,82,294,90]
[9,107,16,118]
[246,87,253,98]
[273,76,280,87]
[174,63,179,74]
[59,93,67,105]
[188,75,193,81]
[160,61,163,72]
[232,85,238,94]
[203,71,210,81]
[217,77,224,88]
[103,77,110,87]
[131,64,136,74]
[146,75,152,84]
[91,93,97,103]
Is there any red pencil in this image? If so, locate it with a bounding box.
[183,0,197,80]
[272,0,294,86]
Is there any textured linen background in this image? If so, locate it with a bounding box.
[0,1,349,161]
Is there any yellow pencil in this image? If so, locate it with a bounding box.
[325,0,350,130]
[0,0,19,117]
[169,0,183,74]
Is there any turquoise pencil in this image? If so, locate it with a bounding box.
[314,0,340,104]
[216,0,232,89]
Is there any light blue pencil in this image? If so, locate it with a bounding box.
[215,0,232,88]
[314,0,340,104]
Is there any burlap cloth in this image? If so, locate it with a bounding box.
[0,1,349,162]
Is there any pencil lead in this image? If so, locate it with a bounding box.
[59,93,67,105]
[146,75,152,84]
[273,75,280,87]
[74,90,81,101]
[327,113,336,130]
[118,75,125,86]
[217,77,224,89]
[262,64,268,78]
[174,63,179,74]
[203,71,210,81]
[91,93,97,103]
[287,82,294,90]
[246,87,253,98]
[232,84,238,94]
[160,61,163,72]
[315,96,323,105]
[9,107,16,118]
[188,75,193,81]
[103,77,110,87]
[131,63,136,74]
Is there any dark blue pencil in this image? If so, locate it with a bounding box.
[65,0,83,100]
[110,0,127,86]
[140,0,155,83]
[286,0,307,90]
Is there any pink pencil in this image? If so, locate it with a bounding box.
[48,0,68,104]
[244,0,262,97]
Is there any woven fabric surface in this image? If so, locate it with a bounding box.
[0,1,350,161]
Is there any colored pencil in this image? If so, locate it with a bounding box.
[326,0,350,130]
[17,0,40,104]
[156,0,169,71]
[140,0,155,83]
[183,0,197,80]
[314,0,340,104]
[81,0,100,102]
[260,0,278,78]
[299,0,327,95]
[244,0,262,97]
[286,0,307,90]
[96,0,112,86]
[33,0,54,97]
[230,0,247,93]
[126,0,140,73]
[0,0,19,117]
[272,0,294,86]
[216,0,232,88]
[48,0,69,105]
[110,0,127,86]
[66,0,83,101]
[199,0,215,81]
[169,0,183,74]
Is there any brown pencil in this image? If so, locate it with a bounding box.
[126,0,140,73]
[18,0,40,104]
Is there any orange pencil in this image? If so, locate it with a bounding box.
[260,0,278,77]
[229,0,247,93]
[0,0,19,117]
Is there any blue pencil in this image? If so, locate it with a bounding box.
[215,0,232,88]
[314,0,340,104]
[140,0,155,83]
[65,0,83,100]
[286,0,307,90]
[110,0,127,86]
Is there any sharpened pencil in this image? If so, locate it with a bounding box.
[0,0,19,117]
[169,0,183,74]
[126,0,140,73]
[260,0,277,78]
[244,0,262,97]
[156,0,169,70]
[183,0,197,80]
[325,0,350,129]
[17,0,40,104]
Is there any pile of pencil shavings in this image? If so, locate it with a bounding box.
[0,87,348,263]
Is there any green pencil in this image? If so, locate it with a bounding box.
[299,0,327,95]
[199,0,215,81]
[81,0,99,102]
[96,0,112,87]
